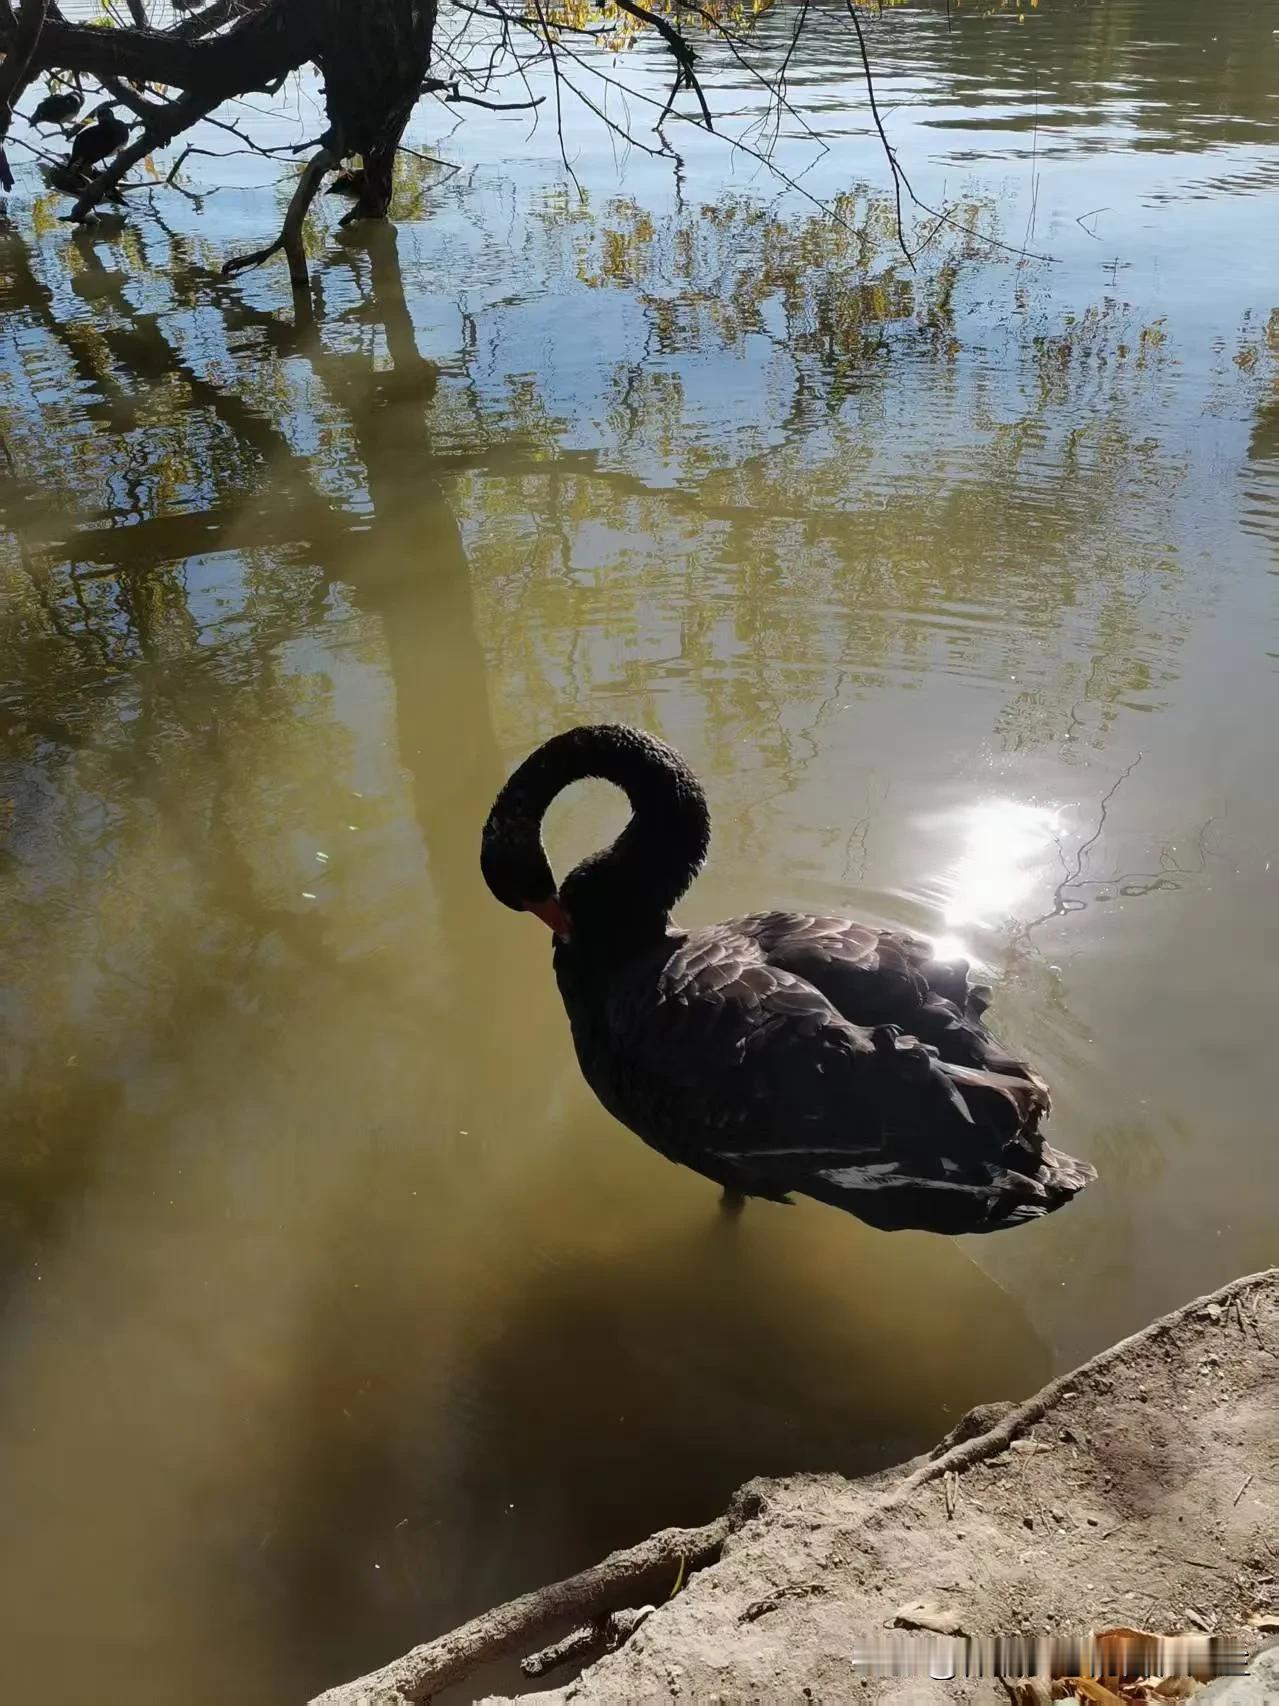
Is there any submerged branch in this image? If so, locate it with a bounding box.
[221,141,334,289]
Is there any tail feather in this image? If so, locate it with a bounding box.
[808,1039,1095,1234]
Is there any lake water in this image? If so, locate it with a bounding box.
[1,1,1276,1700]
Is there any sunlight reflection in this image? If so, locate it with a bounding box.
[929,799,1061,965]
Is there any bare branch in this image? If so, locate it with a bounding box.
[444,87,542,111]
[530,0,583,198]
[221,141,333,290]
[0,2,301,93]
[611,0,712,130]
[844,0,913,264]
[69,86,222,221]
[843,0,1055,264]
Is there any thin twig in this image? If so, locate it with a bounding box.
[842,0,1055,263]
[845,0,912,264]
[530,0,583,199]
[1021,754,1144,938]
[612,0,712,130]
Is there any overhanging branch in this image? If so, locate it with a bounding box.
[611,0,712,129]
[0,1,304,95]
[0,0,50,190]
[70,87,222,221]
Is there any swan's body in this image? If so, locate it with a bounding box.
[481,725,1095,1235]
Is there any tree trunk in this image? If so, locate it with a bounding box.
[312,0,435,213]
[1,0,438,232]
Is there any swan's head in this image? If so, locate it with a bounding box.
[480,812,573,939]
[481,724,709,947]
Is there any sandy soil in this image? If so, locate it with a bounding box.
[491,1270,1278,1705]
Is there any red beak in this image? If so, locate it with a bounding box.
[527,897,572,939]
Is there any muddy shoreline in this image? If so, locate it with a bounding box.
[317,1270,1278,1704]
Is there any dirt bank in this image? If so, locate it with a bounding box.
[316,1270,1278,1704]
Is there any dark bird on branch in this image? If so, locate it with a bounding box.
[67,104,133,176]
[482,725,1096,1236]
[31,89,84,130]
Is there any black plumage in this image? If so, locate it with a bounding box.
[67,105,131,175]
[32,89,84,130]
[481,724,1096,1235]
[32,89,83,129]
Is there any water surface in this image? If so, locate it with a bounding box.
[1,1,1277,1700]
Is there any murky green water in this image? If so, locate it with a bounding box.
[1,1,1277,1700]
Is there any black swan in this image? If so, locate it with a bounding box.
[481,725,1096,1234]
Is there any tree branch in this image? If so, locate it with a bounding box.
[844,0,912,264]
[842,0,1055,264]
[69,86,220,221]
[443,87,542,111]
[221,141,333,290]
[0,0,50,189]
[0,1,304,95]
[611,0,711,129]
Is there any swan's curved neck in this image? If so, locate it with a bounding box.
[497,726,710,942]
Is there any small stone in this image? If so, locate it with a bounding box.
[1051,1506,1066,1523]
[1023,1514,1035,1530]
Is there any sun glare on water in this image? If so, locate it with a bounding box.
[927,798,1061,966]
